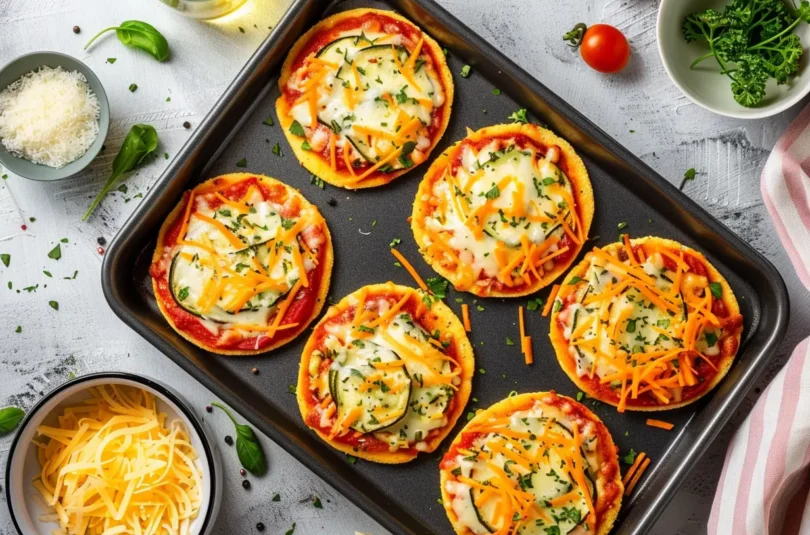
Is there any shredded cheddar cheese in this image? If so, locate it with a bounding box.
[32,385,202,535]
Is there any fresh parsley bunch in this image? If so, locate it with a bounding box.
[682,0,810,107]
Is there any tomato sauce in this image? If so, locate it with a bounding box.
[282,11,448,177]
[150,176,327,351]
[301,288,465,453]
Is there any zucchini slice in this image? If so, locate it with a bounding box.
[467,418,595,535]
[315,35,374,65]
[329,340,412,433]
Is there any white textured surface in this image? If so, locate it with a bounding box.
[2,1,810,534]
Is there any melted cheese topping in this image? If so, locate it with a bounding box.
[445,399,598,535]
[420,138,582,292]
[32,385,202,535]
[308,288,461,450]
[556,241,724,410]
[168,178,325,339]
[286,28,445,180]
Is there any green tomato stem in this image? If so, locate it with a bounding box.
[84,26,122,50]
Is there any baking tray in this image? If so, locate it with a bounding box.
[101,0,790,533]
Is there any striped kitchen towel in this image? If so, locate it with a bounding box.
[709,106,810,535]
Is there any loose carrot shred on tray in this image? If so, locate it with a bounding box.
[646,419,675,431]
[461,304,471,332]
[622,452,646,487]
[523,336,533,365]
[542,284,561,317]
[518,306,525,338]
[624,457,651,496]
[390,248,427,291]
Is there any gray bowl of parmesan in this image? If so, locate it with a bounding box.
[0,52,109,181]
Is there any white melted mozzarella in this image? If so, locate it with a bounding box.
[448,401,597,535]
[424,140,574,281]
[317,297,456,449]
[288,29,445,168]
[170,191,317,329]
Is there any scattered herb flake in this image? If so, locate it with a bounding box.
[346,454,358,465]
[15,326,21,333]
[236,157,247,168]
[128,83,138,92]
[709,282,723,299]
[622,448,636,465]
[313,497,323,509]
[0,254,9,267]
[107,58,117,64]
[289,120,305,137]
[262,116,274,126]
[680,168,696,190]
[272,143,282,157]
[43,270,52,278]
[49,300,59,311]
[285,523,296,535]
[47,244,62,260]
[508,108,528,124]
[460,65,471,78]
[576,392,584,401]
[506,336,515,346]
[272,493,281,502]
[491,88,501,95]
[287,384,296,394]
[617,221,628,230]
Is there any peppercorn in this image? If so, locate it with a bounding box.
[240,468,246,477]
[183,121,191,129]
[252,367,259,375]
[242,479,251,489]
[224,435,234,446]
[73,26,80,34]
[327,198,337,207]
[205,405,212,413]
[97,236,106,246]
[256,522,265,531]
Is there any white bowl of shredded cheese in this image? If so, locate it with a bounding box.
[5,373,222,535]
[0,52,109,180]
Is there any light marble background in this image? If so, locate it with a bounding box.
[2,0,809,534]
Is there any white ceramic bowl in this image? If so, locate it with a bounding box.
[657,0,810,119]
[5,373,222,535]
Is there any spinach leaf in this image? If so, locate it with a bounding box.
[0,406,25,434]
[211,401,267,475]
[82,124,158,220]
[85,21,170,62]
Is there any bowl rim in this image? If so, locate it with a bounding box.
[0,50,110,181]
[655,0,810,120]
[3,371,218,535]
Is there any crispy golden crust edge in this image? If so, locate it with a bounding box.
[411,123,595,298]
[296,282,475,463]
[274,8,455,190]
[548,236,742,411]
[151,172,334,357]
[439,392,623,535]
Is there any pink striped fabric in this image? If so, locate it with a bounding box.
[709,106,810,535]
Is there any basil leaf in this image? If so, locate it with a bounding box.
[85,21,170,62]
[236,424,267,475]
[83,124,158,220]
[0,406,25,434]
[211,402,267,475]
[289,120,305,137]
[709,282,723,299]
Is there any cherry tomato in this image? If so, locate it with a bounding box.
[566,23,630,73]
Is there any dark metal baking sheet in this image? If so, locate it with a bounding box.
[101,1,790,533]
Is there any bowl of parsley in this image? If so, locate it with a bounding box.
[657,0,810,119]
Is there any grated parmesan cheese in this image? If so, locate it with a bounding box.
[0,66,99,168]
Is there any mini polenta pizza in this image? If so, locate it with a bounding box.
[275,8,453,189]
[150,173,333,355]
[549,236,744,411]
[411,124,594,297]
[439,391,622,535]
[297,283,474,463]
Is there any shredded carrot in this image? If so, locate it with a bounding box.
[621,452,646,487]
[390,248,427,291]
[624,457,651,496]
[646,419,675,431]
[542,284,561,317]
[523,336,533,365]
[461,304,471,332]
[518,306,525,339]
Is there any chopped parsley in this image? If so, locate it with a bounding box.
[289,120,305,137]
[709,282,723,299]
[312,497,323,509]
[508,108,528,124]
[622,448,637,464]
[460,65,471,78]
[128,83,138,92]
[49,300,59,311]
[680,168,697,190]
[262,116,275,126]
[491,88,501,95]
[47,244,62,260]
[0,254,9,267]
[272,493,281,502]
[506,336,515,346]
[526,297,544,311]
[235,157,247,168]
[272,143,282,157]
[178,287,190,300]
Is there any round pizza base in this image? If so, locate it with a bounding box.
[411,123,595,298]
[296,282,474,463]
[549,236,742,411]
[151,172,334,356]
[275,8,454,189]
[439,392,623,535]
